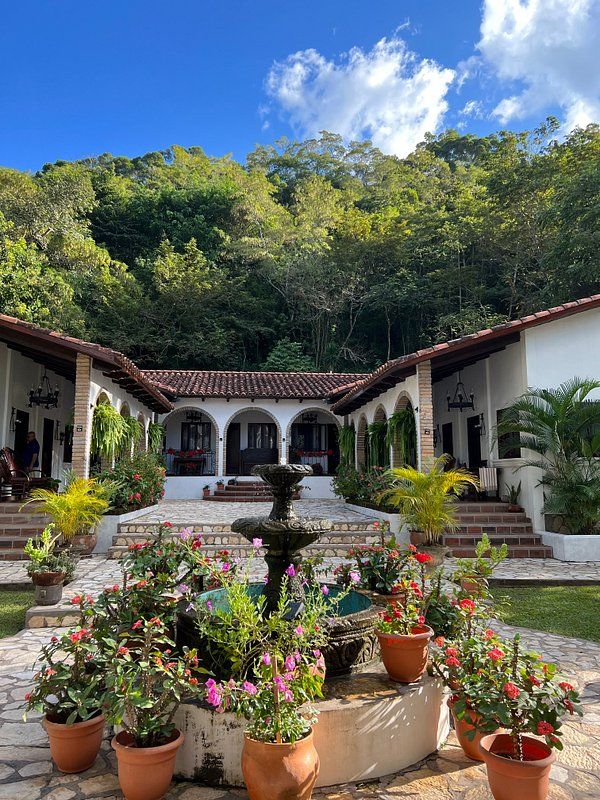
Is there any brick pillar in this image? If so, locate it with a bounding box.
[417,360,434,471]
[71,353,93,478]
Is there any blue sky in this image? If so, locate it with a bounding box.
[1,0,598,170]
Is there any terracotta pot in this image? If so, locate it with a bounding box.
[112,729,183,800]
[202,489,210,498]
[358,588,407,608]
[44,713,105,773]
[449,700,499,761]
[242,730,320,800]
[479,733,555,800]
[376,624,433,683]
[31,571,64,587]
[507,504,522,513]
[459,576,488,597]
[69,532,97,555]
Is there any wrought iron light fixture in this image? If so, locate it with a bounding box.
[28,370,59,409]
[446,373,474,413]
[185,411,203,422]
[301,412,318,424]
[433,423,440,448]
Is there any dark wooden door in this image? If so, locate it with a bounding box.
[327,424,340,475]
[42,418,54,477]
[467,415,483,469]
[441,422,454,457]
[13,410,29,467]
[226,423,241,475]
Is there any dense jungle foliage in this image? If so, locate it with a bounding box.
[0,118,598,372]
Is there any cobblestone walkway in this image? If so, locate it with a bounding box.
[0,621,598,799]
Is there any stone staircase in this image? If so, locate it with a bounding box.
[0,502,48,560]
[108,519,380,560]
[444,502,553,559]
[204,480,299,503]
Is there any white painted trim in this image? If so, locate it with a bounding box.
[94,504,159,553]
[539,530,600,562]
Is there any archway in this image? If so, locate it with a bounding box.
[356,415,369,469]
[223,407,282,476]
[162,406,219,476]
[286,407,341,476]
[390,393,418,468]
[368,405,389,468]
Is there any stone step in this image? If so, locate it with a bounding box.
[456,524,534,535]
[107,540,364,561]
[455,513,530,524]
[456,503,514,513]
[0,549,28,560]
[112,529,379,549]
[449,545,553,559]
[445,534,542,547]
[118,521,376,534]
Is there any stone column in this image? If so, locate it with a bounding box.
[71,353,93,478]
[417,360,434,471]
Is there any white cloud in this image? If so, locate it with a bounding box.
[460,100,485,119]
[479,0,600,129]
[265,37,455,157]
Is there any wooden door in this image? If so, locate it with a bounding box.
[441,422,454,458]
[42,418,54,476]
[13,410,29,467]
[226,423,241,475]
[467,415,483,469]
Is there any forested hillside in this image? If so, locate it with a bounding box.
[0,119,598,372]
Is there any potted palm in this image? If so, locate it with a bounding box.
[24,525,75,606]
[380,455,479,567]
[24,622,106,772]
[204,649,325,800]
[477,635,582,800]
[506,482,522,512]
[107,616,202,800]
[23,474,109,555]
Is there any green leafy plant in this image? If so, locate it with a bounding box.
[367,420,389,468]
[97,452,166,513]
[24,623,106,724]
[347,532,415,594]
[380,455,479,546]
[337,425,356,467]
[332,464,391,506]
[375,578,427,636]
[385,408,417,466]
[91,403,127,460]
[452,533,508,583]
[22,476,109,542]
[120,416,143,456]
[147,422,165,454]
[23,524,75,580]
[104,617,203,747]
[507,481,521,505]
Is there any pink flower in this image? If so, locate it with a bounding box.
[349,571,361,583]
[285,655,297,672]
[221,562,231,572]
[242,681,258,695]
[445,656,460,668]
[252,538,263,549]
[70,595,82,605]
[417,615,425,625]
[294,625,303,636]
[261,652,271,666]
[285,564,296,578]
[321,584,329,596]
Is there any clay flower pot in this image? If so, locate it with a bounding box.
[31,572,65,606]
[69,532,97,555]
[479,733,555,800]
[376,624,433,683]
[44,713,105,773]
[241,730,320,800]
[449,700,500,761]
[112,729,184,800]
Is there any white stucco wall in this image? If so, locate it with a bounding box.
[89,365,154,448]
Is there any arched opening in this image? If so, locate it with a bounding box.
[119,402,130,418]
[356,415,369,469]
[390,394,418,468]
[286,407,341,476]
[96,391,111,406]
[224,407,281,476]
[162,407,218,476]
[368,405,389,468]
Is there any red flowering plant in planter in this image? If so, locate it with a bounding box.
[105,616,205,800]
[347,526,416,595]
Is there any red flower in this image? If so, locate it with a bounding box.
[189,677,199,686]
[445,656,460,668]
[408,544,417,553]
[528,674,541,687]
[503,682,520,700]
[459,598,476,613]
[118,646,129,656]
[434,636,445,647]
[485,628,495,640]
[163,521,173,528]
[417,615,425,624]
[536,721,554,736]
[414,552,432,564]
[70,595,82,605]
[445,646,459,657]
[133,474,141,480]
[559,682,574,693]
[131,620,143,630]
[24,692,31,701]
[487,648,505,662]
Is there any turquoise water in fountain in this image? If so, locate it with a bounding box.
[198,583,372,616]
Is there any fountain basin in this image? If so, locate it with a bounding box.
[176,583,379,678]
[173,666,450,787]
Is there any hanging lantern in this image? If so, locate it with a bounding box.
[446,372,474,413]
[28,370,60,409]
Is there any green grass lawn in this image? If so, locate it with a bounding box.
[0,590,34,639]
[491,585,600,643]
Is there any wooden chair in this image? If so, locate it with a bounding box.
[0,447,57,499]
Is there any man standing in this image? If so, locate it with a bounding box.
[22,431,40,473]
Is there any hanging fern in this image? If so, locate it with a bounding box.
[121,416,144,456]
[91,404,127,460]
[386,408,417,467]
[367,420,389,468]
[148,422,165,454]
[338,425,356,466]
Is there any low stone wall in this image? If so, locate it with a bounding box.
[94,505,158,554]
[540,530,600,562]
[173,668,449,787]
[344,501,408,540]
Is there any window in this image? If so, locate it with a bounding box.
[291,423,327,452]
[181,422,212,451]
[248,423,277,449]
[496,409,521,459]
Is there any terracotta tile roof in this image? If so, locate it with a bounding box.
[143,370,367,400]
[331,294,600,414]
[0,314,172,412]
